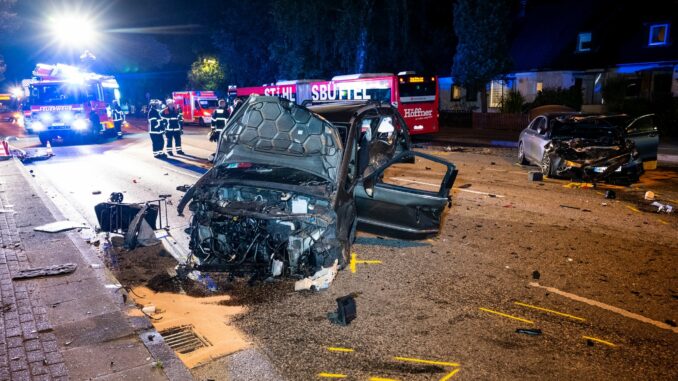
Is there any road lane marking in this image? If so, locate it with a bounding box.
[327,347,354,353]
[514,301,586,321]
[439,369,461,381]
[393,357,460,368]
[318,373,348,378]
[625,205,641,213]
[454,188,505,198]
[530,282,678,333]
[478,307,534,324]
[350,253,382,274]
[582,336,617,347]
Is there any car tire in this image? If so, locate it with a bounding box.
[540,153,553,177]
[518,142,529,165]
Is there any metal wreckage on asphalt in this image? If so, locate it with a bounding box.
[178,96,458,290]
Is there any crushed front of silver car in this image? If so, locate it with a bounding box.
[178,96,348,289]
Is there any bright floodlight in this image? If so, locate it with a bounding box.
[10,87,23,99]
[49,15,98,48]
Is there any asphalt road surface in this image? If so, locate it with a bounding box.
[2,118,676,380]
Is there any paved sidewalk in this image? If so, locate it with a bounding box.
[0,159,191,381]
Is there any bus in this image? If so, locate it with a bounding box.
[234,72,439,135]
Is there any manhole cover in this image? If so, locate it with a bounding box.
[159,325,211,354]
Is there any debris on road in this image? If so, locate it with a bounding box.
[92,190,102,195]
[532,270,541,280]
[458,183,472,188]
[650,201,673,213]
[294,260,339,291]
[12,263,77,280]
[327,294,357,326]
[605,190,616,199]
[644,191,655,201]
[176,184,191,192]
[516,328,542,336]
[560,205,581,210]
[109,192,124,203]
[528,171,543,181]
[34,220,88,233]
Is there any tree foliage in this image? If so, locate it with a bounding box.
[188,56,225,90]
[0,0,20,82]
[210,0,455,87]
[452,0,512,112]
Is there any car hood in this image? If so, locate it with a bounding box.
[215,96,343,183]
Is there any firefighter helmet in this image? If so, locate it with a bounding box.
[218,99,226,108]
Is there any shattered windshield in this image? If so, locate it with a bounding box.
[216,163,331,188]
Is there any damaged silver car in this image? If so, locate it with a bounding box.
[518,113,658,183]
[178,96,457,289]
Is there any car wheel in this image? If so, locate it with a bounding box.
[540,153,553,177]
[518,142,529,165]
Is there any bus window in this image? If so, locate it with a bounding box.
[398,81,436,102]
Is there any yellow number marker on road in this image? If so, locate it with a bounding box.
[327,347,354,353]
[583,336,617,347]
[317,372,348,378]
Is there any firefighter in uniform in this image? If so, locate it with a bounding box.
[111,99,124,139]
[147,99,166,159]
[209,99,229,142]
[162,98,184,155]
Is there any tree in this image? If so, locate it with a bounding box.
[0,0,20,82]
[452,0,512,113]
[187,56,225,91]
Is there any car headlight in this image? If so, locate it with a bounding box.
[31,121,46,131]
[40,113,53,124]
[72,119,89,130]
[203,111,211,116]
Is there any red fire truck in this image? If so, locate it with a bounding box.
[235,72,439,135]
[22,63,121,146]
[172,91,219,126]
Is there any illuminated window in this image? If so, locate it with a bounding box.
[452,85,462,101]
[536,82,543,93]
[649,23,669,46]
[577,32,592,52]
[489,80,509,108]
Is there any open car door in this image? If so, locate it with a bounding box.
[626,114,658,163]
[354,151,457,239]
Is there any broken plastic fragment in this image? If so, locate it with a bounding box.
[34,221,88,233]
[271,259,283,277]
[650,201,673,214]
[294,260,338,291]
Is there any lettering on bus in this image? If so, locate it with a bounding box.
[263,86,296,102]
[311,82,372,101]
[403,107,434,119]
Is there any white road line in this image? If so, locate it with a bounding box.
[161,165,202,179]
[454,188,505,198]
[530,282,678,334]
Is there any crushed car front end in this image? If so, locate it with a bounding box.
[178,96,349,287]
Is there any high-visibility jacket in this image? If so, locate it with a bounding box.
[148,108,164,134]
[211,108,229,132]
[112,105,125,122]
[161,106,183,131]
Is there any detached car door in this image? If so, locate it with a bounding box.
[626,114,659,162]
[354,151,457,239]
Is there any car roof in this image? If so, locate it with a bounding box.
[308,102,389,124]
[540,112,628,119]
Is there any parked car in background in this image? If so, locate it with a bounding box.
[518,113,658,184]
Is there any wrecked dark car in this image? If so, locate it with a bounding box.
[178,96,457,289]
[518,113,658,183]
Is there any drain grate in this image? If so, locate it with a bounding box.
[159,325,211,354]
